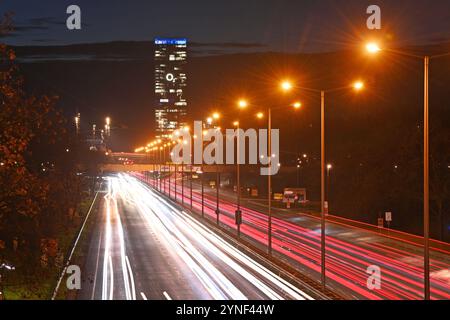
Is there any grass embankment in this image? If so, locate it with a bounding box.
[53,193,100,300]
[3,193,97,300]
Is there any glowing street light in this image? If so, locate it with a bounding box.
[233,121,239,127]
[256,112,264,119]
[212,112,220,120]
[353,81,364,91]
[366,42,381,54]
[280,80,293,92]
[292,101,302,109]
[237,99,248,109]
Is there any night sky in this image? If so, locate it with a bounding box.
[1,0,450,151]
[2,0,450,53]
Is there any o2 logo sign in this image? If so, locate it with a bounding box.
[166,73,175,82]
[66,5,82,30]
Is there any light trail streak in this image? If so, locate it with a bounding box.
[138,173,450,300]
[101,177,136,300]
[119,174,314,300]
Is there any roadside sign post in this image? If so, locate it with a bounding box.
[377,217,384,229]
[385,212,392,235]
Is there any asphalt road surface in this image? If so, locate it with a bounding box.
[77,174,316,300]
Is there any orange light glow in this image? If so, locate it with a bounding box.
[353,81,364,91]
[293,101,302,109]
[237,99,248,108]
[366,42,381,54]
[280,80,293,92]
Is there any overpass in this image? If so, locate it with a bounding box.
[100,163,300,173]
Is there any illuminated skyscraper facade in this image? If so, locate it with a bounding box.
[154,38,188,139]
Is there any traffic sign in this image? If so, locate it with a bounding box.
[385,212,392,222]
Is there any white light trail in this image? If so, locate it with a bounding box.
[101,177,136,300]
[116,174,314,300]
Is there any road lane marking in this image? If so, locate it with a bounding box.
[109,255,114,300]
[126,256,136,300]
[163,291,172,300]
[140,292,148,300]
[91,225,103,300]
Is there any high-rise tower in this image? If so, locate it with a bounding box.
[154,38,187,139]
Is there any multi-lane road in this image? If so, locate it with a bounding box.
[77,174,318,300]
[137,172,450,300]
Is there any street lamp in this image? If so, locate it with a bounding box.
[353,81,364,91]
[365,42,381,54]
[292,101,302,109]
[287,80,364,289]
[256,85,301,256]
[281,80,293,92]
[238,99,248,109]
[365,42,450,300]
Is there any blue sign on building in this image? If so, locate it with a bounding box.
[154,38,187,45]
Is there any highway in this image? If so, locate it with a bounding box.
[139,172,450,300]
[77,174,316,300]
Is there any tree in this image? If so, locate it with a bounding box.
[1,14,81,269]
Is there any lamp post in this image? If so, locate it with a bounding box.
[233,120,243,237]
[163,144,167,194]
[268,106,272,255]
[201,127,206,218]
[181,157,184,206]
[281,80,363,289]
[216,164,220,225]
[205,114,221,225]
[366,42,450,299]
[233,99,248,237]
[174,163,178,201]
[255,84,301,256]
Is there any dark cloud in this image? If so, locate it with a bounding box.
[190,42,267,48]
[14,16,65,32]
[31,39,59,43]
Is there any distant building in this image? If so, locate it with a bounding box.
[154,38,188,139]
